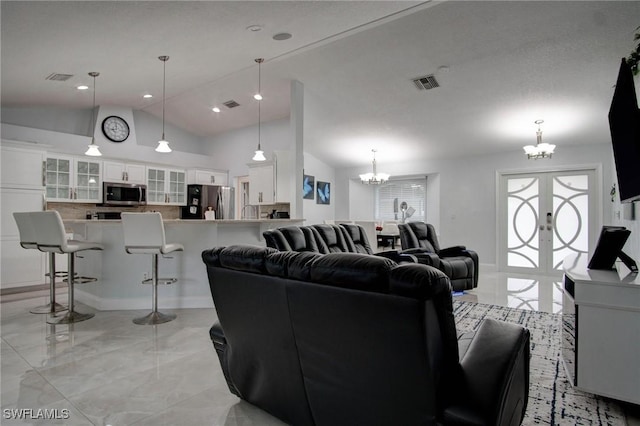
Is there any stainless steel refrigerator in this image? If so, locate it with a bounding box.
[180,184,235,220]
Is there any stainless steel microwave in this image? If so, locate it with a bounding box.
[103,182,147,206]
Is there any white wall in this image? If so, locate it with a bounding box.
[202,118,291,183]
[337,143,616,268]
[302,152,335,224]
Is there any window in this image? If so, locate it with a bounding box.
[375,177,426,222]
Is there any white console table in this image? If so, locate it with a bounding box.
[562,253,640,404]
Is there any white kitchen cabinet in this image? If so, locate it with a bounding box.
[1,145,46,190]
[44,155,101,202]
[147,167,186,205]
[1,144,47,290]
[103,161,146,184]
[187,169,228,186]
[248,163,275,205]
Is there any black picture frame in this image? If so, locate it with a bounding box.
[316,181,330,204]
[303,175,315,200]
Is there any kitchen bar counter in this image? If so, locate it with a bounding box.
[64,218,303,310]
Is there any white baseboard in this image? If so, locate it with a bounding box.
[75,289,214,311]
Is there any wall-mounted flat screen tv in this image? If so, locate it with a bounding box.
[608,58,640,203]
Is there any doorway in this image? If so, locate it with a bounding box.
[498,168,600,274]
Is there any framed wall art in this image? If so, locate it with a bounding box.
[316,181,330,205]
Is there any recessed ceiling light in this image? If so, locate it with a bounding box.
[246,25,262,32]
[77,85,89,90]
[212,107,221,113]
[143,94,153,98]
[273,32,292,41]
[253,93,263,101]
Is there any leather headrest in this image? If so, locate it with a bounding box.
[389,263,451,300]
[309,253,396,293]
[266,251,322,281]
[213,245,278,274]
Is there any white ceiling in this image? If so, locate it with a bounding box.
[2,1,639,168]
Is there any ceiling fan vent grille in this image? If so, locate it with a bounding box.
[45,73,74,82]
[223,100,240,109]
[412,74,440,90]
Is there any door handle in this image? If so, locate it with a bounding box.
[546,212,553,231]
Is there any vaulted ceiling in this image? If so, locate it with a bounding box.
[2,1,639,168]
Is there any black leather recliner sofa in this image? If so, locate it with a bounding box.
[202,245,530,426]
[399,222,479,291]
[264,223,415,263]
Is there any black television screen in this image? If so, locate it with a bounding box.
[608,58,640,203]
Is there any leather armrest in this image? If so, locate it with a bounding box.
[443,318,530,426]
[375,250,418,264]
[400,250,440,267]
[439,245,467,257]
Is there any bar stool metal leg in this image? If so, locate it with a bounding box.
[30,253,68,314]
[133,254,176,325]
[47,254,95,324]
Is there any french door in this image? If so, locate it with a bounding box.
[498,169,599,274]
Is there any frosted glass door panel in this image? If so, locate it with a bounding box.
[552,174,589,270]
[507,177,540,269]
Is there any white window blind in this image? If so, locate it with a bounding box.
[375,177,427,222]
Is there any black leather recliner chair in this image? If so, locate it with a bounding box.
[202,245,530,426]
[399,222,479,291]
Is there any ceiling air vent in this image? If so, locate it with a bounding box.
[45,73,74,82]
[412,74,440,90]
[223,100,240,109]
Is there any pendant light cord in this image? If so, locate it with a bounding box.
[257,58,262,150]
[162,58,166,139]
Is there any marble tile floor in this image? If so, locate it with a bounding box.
[1,277,638,425]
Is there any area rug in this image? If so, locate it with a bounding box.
[453,300,626,426]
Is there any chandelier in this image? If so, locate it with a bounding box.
[360,149,390,184]
[523,119,555,159]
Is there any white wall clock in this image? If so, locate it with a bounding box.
[102,115,130,142]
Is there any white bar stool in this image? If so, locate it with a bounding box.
[121,212,184,325]
[32,211,103,324]
[13,212,67,314]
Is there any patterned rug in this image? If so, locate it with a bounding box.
[453,300,626,426]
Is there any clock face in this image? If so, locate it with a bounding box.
[102,115,130,142]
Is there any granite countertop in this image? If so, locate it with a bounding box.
[63,218,303,224]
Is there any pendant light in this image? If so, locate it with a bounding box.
[523,119,555,159]
[252,58,266,161]
[360,149,390,184]
[84,72,102,157]
[155,55,172,153]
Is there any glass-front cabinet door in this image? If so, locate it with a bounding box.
[74,160,101,202]
[147,168,166,204]
[167,170,186,205]
[45,156,72,201]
